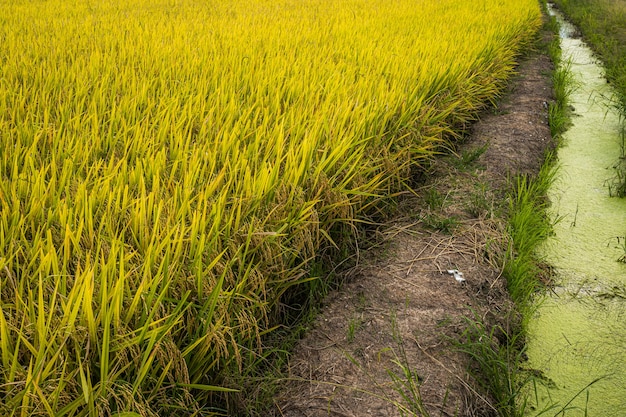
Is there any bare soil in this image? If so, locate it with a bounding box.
[272,41,555,417]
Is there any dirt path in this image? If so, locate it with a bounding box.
[272,39,555,417]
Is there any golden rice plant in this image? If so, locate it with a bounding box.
[0,0,540,415]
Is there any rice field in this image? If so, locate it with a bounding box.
[0,0,541,415]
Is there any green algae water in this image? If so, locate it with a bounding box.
[526,5,626,416]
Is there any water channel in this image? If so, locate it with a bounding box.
[526,5,626,415]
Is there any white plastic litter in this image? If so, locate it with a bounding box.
[446,269,466,283]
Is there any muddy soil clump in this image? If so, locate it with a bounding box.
[272,44,555,417]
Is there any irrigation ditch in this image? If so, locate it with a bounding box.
[524,4,626,416]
